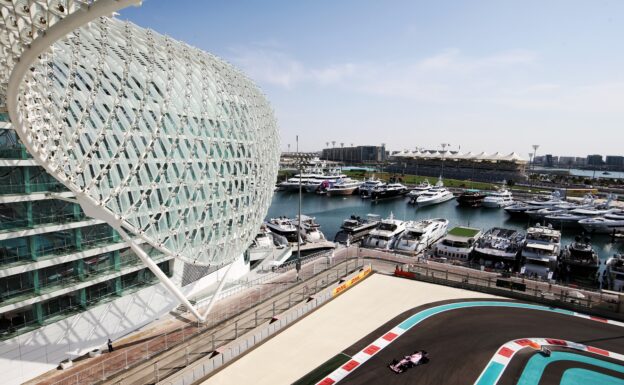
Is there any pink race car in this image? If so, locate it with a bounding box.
[388,350,430,373]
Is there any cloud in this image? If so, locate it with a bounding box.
[228,46,359,88]
[227,45,624,114]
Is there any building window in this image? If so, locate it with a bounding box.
[0,272,34,303]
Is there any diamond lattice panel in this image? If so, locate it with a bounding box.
[8,14,279,266]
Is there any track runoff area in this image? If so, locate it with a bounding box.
[296,298,624,385]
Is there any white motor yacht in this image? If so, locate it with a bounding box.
[394,218,449,254]
[334,214,381,244]
[504,191,565,216]
[415,178,454,206]
[265,217,300,243]
[521,224,561,279]
[362,212,406,250]
[482,188,514,208]
[407,180,432,199]
[545,207,617,227]
[247,226,289,265]
[605,254,624,291]
[579,210,624,234]
[278,173,323,192]
[302,171,349,193]
[359,178,384,198]
[293,215,326,243]
[326,178,362,196]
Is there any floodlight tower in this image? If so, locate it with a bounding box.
[532,145,540,172]
[440,143,451,178]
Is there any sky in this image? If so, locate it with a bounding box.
[119,1,624,157]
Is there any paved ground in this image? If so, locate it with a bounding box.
[337,301,624,385]
[204,274,500,385]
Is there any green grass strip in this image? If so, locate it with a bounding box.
[293,352,351,385]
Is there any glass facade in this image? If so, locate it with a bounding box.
[0,123,173,340]
[0,0,278,351]
[0,260,172,338]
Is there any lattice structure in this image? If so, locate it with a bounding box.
[1,1,279,319]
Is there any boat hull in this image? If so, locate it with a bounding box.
[327,187,359,196]
[417,194,454,207]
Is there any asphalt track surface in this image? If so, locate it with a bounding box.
[338,299,624,385]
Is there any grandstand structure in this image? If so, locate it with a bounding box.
[389,150,528,182]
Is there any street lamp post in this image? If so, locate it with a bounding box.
[296,135,302,280]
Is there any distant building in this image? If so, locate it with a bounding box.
[586,154,604,166]
[606,156,624,167]
[321,145,386,163]
[558,156,577,167]
[545,154,557,167]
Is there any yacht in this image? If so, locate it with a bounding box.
[359,178,384,198]
[326,178,362,196]
[482,188,514,208]
[291,215,336,255]
[526,195,595,220]
[579,210,624,234]
[605,254,624,291]
[334,214,381,244]
[265,217,300,243]
[362,213,406,250]
[303,171,349,193]
[293,215,325,243]
[406,180,433,199]
[544,207,617,228]
[247,227,288,266]
[558,235,600,288]
[472,228,526,270]
[521,224,561,279]
[394,218,449,254]
[504,191,565,216]
[434,226,482,261]
[415,179,454,206]
[277,169,324,192]
[456,189,486,207]
[370,183,408,201]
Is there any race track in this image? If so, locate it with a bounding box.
[333,300,624,385]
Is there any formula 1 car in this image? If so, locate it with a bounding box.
[388,350,429,373]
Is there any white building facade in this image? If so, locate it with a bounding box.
[0,1,279,383]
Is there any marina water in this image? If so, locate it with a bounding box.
[267,192,624,262]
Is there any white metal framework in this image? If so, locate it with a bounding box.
[1,1,280,321]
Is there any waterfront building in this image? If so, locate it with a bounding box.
[0,1,278,383]
[587,154,604,166]
[321,145,387,163]
[545,154,557,167]
[606,156,624,168]
[388,150,528,183]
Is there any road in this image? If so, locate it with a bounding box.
[338,299,624,385]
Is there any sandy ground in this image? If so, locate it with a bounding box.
[204,274,500,385]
